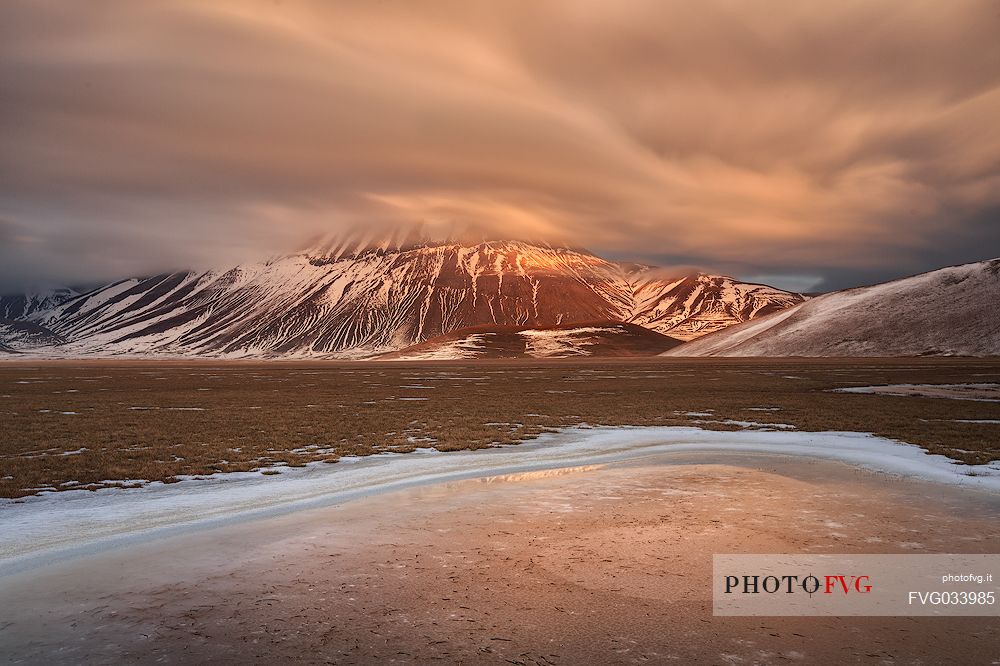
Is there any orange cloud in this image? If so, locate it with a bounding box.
[1,0,998,289]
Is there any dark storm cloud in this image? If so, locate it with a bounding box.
[1,0,999,291]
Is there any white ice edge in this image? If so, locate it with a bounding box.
[1,426,999,575]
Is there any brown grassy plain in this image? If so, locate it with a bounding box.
[1,357,999,498]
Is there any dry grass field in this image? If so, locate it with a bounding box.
[1,358,999,499]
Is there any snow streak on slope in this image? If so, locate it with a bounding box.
[8,236,802,358]
[666,259,1000,357]
[520,326,620,357]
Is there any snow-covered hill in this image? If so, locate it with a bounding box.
[381,322,682,360]
[623,271,799,339]
[665,259,1000,357]
[0,288,78,320]
[2,234,802,358]
[0,319,65,352]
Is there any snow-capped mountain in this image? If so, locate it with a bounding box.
[381,322,683,360]
[2,234,802,357]
[0,288,77,353]
[0,288,78,320]
[665,258,1000,357]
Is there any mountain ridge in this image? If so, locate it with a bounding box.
[664,258,1000,357]
[0,235,803,358]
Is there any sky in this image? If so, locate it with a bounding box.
[2,0,999,293]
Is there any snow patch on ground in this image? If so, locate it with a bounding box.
[833,383,1000,402]
[392,334,493,360]
[704,420,796,430]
